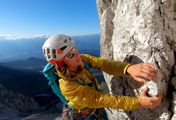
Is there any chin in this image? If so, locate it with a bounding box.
[77,65,83,72]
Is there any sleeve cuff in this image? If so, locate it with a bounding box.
[123,64,132,75]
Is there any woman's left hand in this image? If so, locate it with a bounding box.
[126,63,157,83]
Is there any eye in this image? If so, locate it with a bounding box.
[64,49,77,61]
[67,52,74,60]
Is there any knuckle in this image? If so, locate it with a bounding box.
[146,74,150,77]
[148,103,152,107]
[151,103,154,106]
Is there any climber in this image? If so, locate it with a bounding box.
[42,34,162,120]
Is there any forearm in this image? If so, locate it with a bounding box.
[63,84,139,110]
[81,54,130,76]
[77,92,139,110]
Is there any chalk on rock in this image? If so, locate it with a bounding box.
[140,81,158,97]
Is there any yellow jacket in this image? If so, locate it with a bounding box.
[57,54,139,111]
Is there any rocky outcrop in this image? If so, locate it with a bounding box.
[97,0,176,119]
[0,84,40,113]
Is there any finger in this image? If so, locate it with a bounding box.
[147,101,160,109]
[140,69,157,79]
[141,66,157,73]
[147,102,154,108]
[135,77,145,83]
[141,66,157,74]
[156,95,163,99]
[150,97,161,102]
[141,65,156,72]
[142,64,156,69]
[138,72,155,80]
[150,101,160,109]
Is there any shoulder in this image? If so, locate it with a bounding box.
[59,79,73,87]
[80,54,92,59]
[59,79,79,92]
[80,54,99,61]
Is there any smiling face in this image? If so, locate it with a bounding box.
[63,48,83,72]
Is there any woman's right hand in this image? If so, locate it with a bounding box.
[138,87,162,109]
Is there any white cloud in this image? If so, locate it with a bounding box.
[0,34,49,40]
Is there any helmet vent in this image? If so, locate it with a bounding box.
[64,39,68,43]
[47,48,50,53]
[60,46,67,51]
[52,49,57,58]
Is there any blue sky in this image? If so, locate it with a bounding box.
[0,0,100,37]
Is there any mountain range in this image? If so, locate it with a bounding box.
[0,34,101,96]
[0,34,100,62]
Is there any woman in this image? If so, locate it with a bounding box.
[42,34,162,120]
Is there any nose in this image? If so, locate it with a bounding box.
[75,54,81,62]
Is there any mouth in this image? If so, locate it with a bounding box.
[77,65,83,72]
[68,65,83,78]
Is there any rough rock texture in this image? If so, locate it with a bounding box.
[172,92,176,120]
[0,84,40,112]
[97,0,176,120]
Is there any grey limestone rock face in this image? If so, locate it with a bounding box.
[96,0,176,119]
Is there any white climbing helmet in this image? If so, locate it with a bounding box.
[42,34,75,64]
